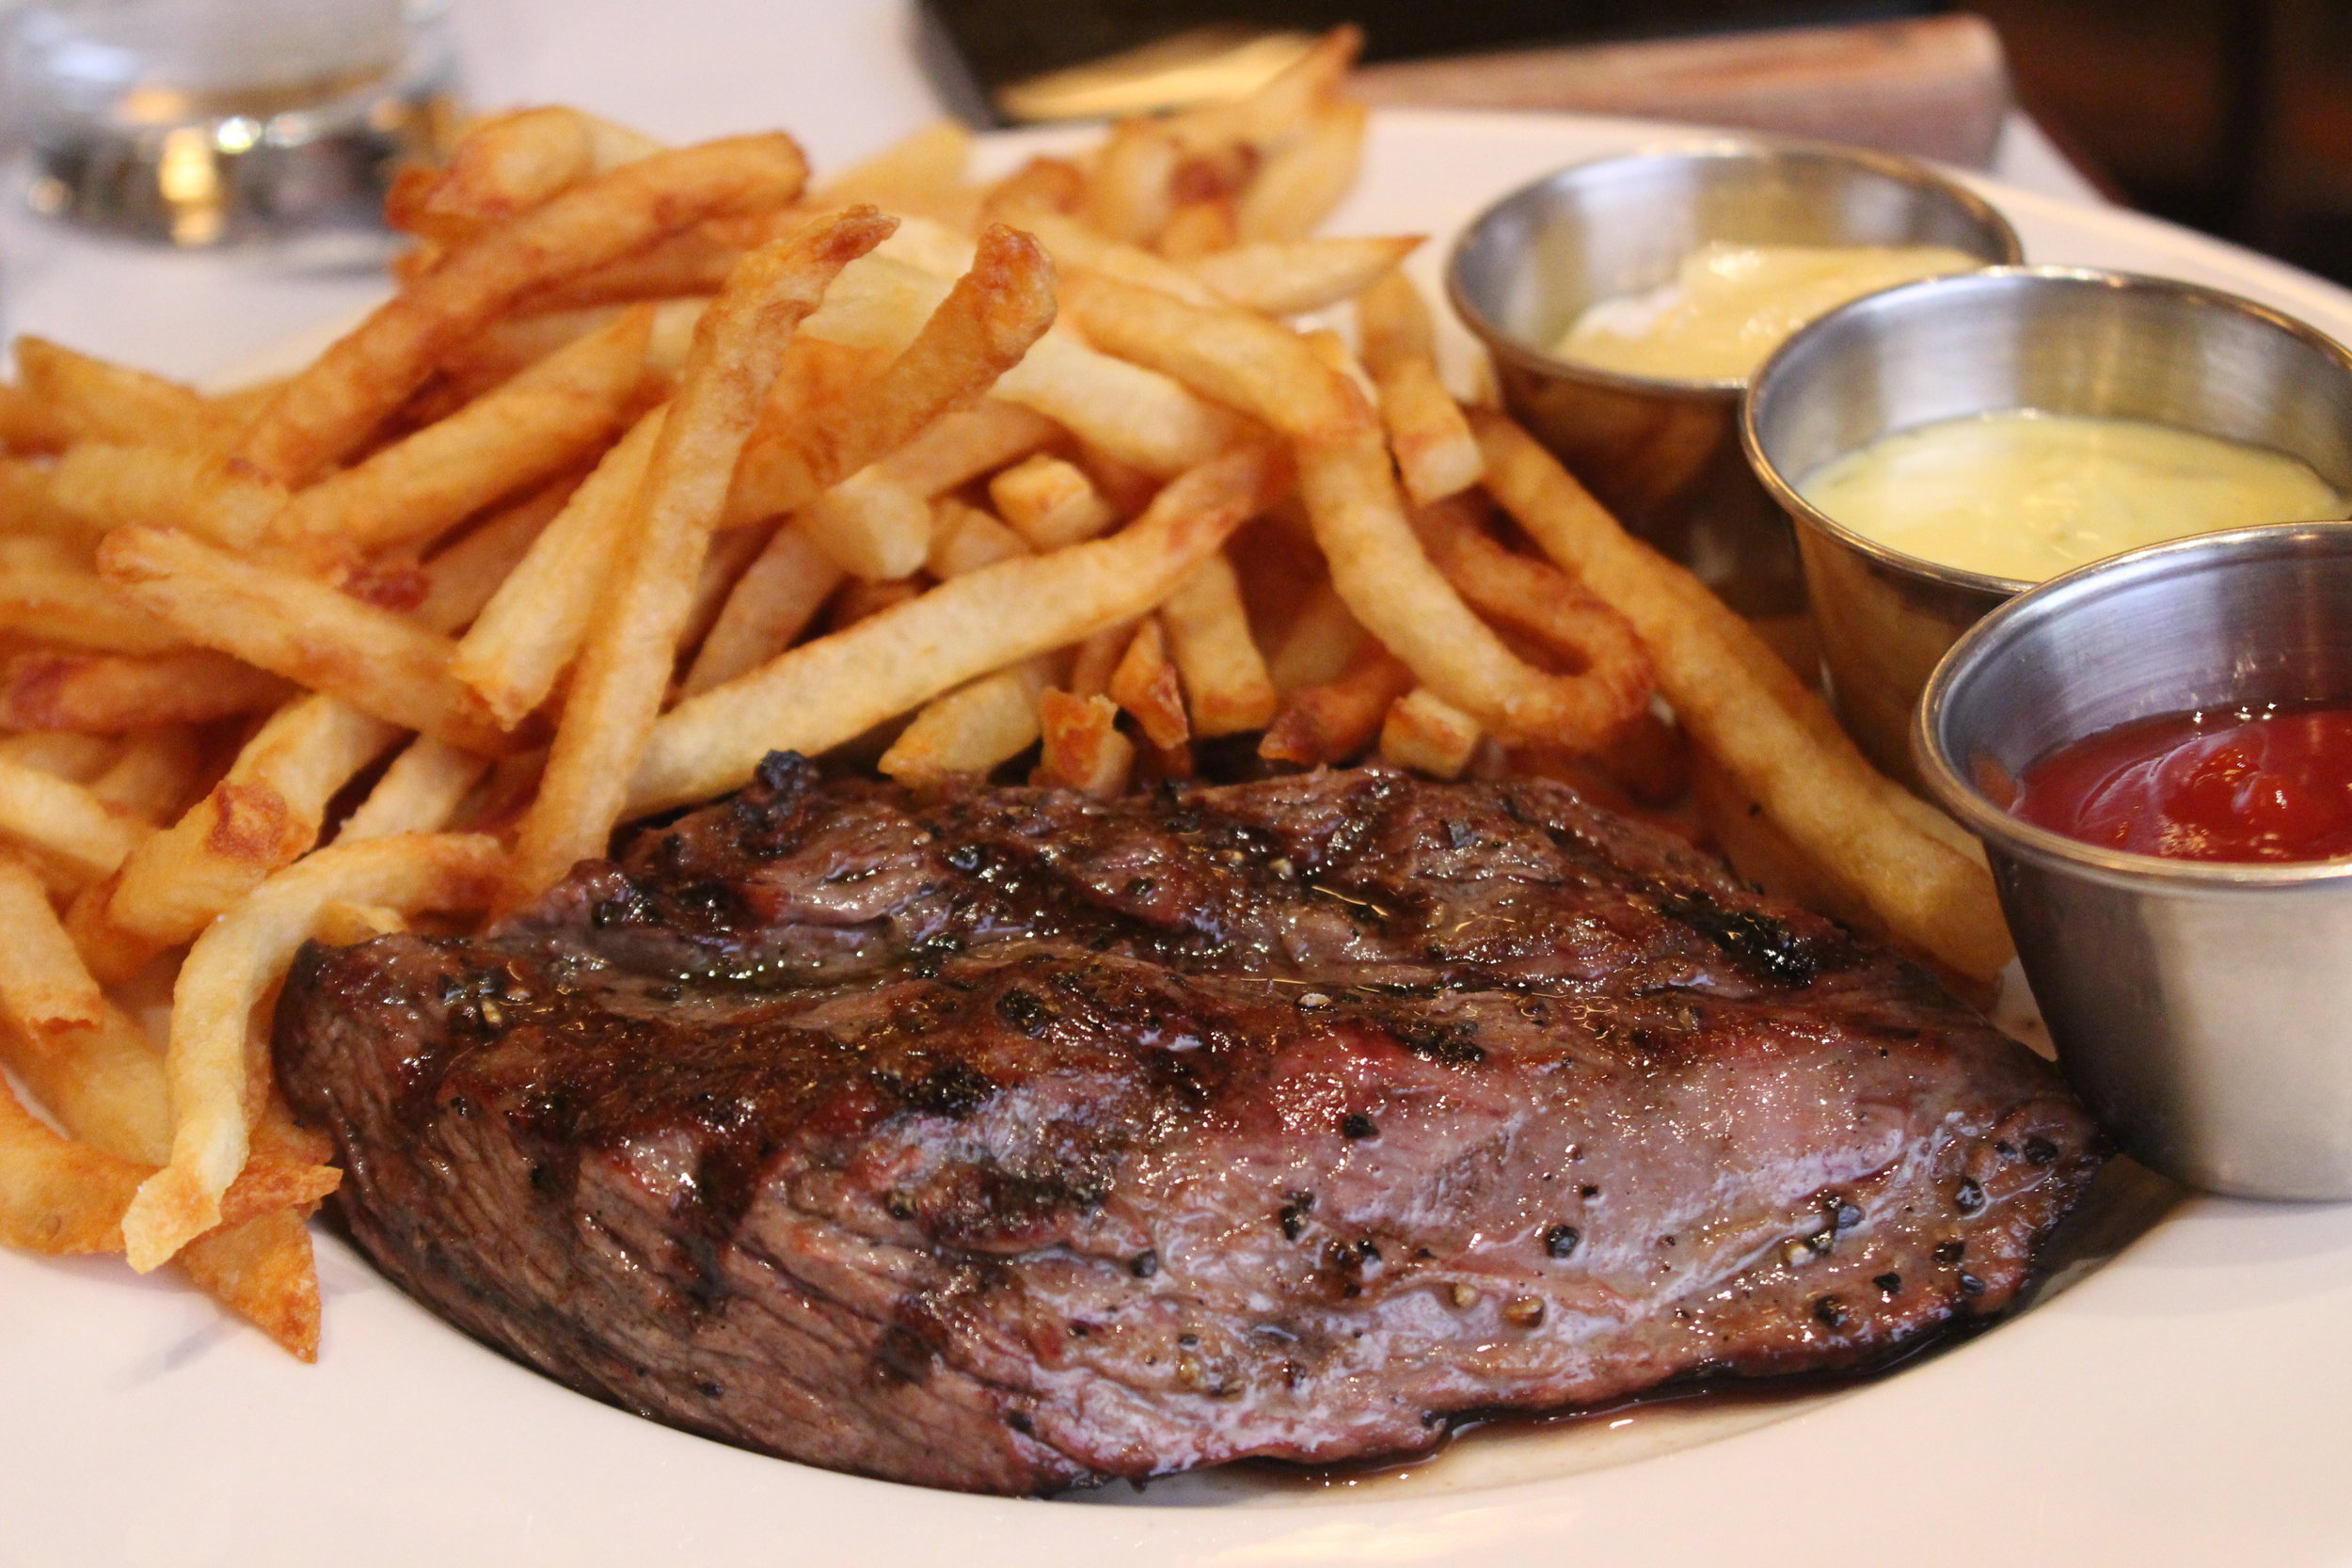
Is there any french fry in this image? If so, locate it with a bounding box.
[814,120,976,225]
[390,106,660,243]
[1157,196,1239,261]
[1265,578,1363,691]
[0,757,150,881]
[78,693,400,975]
[996,208,1219,306]
[442,296,702,396]
[87,727,205,823]
[980,155,1088,224]
[121,832,503,1271]
[680,521,844,696]
[173,1206,325,1360]
[1158,551,1278,736]
[870,401,1058,498]
[992,332,1244,479]
[338,736,491,842]
[724,224,1058,526]
[453,404,666,726]
[0,1075,146,1255]
[0,457,84,538]
[98,527,516,755]
[0,732,115,782]
[46,442,289,550]
[14,338,245,453]
[823,577,921,633]
[1471,410,2011,978]
[236,134,810,484]
[0,562,186,655]
[0,383,74,452]
[1106,617,1188,750]
[1379,687,1482,779]
[878,657,1051,784]
[1034,689,1133,796]
[1261,641,1417,766]
[795,471,933,581]
[311,900,407,944]
[0,649,293,733]
[269,305,652,553]
[1162,24,1361,159]
[989,454,1120,550]
[412,469,580,635]
[1357,269,1482,504]
[503,209,896,911]
[628,441,1287,814]
[677,520,771,657]
[1187,235,1422,315]
[1234,101,1368,243]
[1067,619,1135,699]
[925,499,1028,579]
[1086,119,1181,245]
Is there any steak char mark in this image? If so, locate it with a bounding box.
[275,758,2101,1495]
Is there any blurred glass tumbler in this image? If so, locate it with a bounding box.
[3,0,454,245]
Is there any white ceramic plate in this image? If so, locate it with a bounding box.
[7,109,2351,1568]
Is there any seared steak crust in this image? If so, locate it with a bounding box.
[276,758,2100,1494]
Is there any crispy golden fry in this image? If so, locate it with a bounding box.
[996,209,1218,306]
[0,732,115,781]
[1264,578,1362,691]
[1067,619,1136,699]
[981,155,1089,224]
[1234,101,1367,243]
[925,499,1028,579]
[1062,271,1357,436]
[174,1205,325,1360]
[0,562,186,655]
[680,521,844,696]
[725,224,1058,526]
[311,900,407,944]
[98,527,515,755]
[822,577,921,633]
[1157,551,1278,736]
[453,405,665,726]
[87,727,205,823]
[1162,24,1361,158]
[1413,493,1655,750]
[0,648,292,733]
[1356,269,1482,503]
[878,657,1051,784]
[503,210,895,910]
[0,757,150,882]
[1157,196,1239,261]
[796,471,933,581]
[1001,335,1245,480]
[237,135,809,484]
[1186,235,1421,314]
[1107,617,1188,750]
[413,470,580,635]
[78,693,400,975]
[1086,119,1181,245]
[0,457,84,538]
[874,401,1059,497]
[46,443,290,551]
[1471,411,2011,978]
[121,832,502,1271]
[339,736,490,842]
[14,338,246,453]
[270,306,651,553]
[1035,689,1133,796]
[390,106,660,243]
[814,120,976,225]
[678,521,771,657]
[989,454,1119,550]
[0,383,74,452]
[0,1074,145,1254]
[1379,687,1482,779]
[1260,641,1410,766]
[628,441,1287,814]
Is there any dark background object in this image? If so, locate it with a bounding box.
[921,0,2352,288]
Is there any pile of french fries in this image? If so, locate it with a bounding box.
[0,27,2011,1358]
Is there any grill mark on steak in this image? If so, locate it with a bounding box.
[275,760,2101,1495]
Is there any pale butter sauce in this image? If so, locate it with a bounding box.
[1798,410,2344,582]
[1556,242,1983,381]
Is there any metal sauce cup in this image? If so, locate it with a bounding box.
[1746,266,2352,785]
[1916,523,2352,1199]
[1447,141,2018,622]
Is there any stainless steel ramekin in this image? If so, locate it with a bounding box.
[1916,522,2352,1199]
[1747,266,2352,785]
[1447,140,2018,622]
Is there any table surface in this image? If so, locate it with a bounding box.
[0,0,2106,385]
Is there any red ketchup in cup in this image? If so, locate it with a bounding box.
[2011,704,2352,863]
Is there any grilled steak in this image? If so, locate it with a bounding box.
[275,756,2100,1495]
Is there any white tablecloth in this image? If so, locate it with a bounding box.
[0,0,2106,384]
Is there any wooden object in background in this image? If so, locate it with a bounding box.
[1355,15,2012,169]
